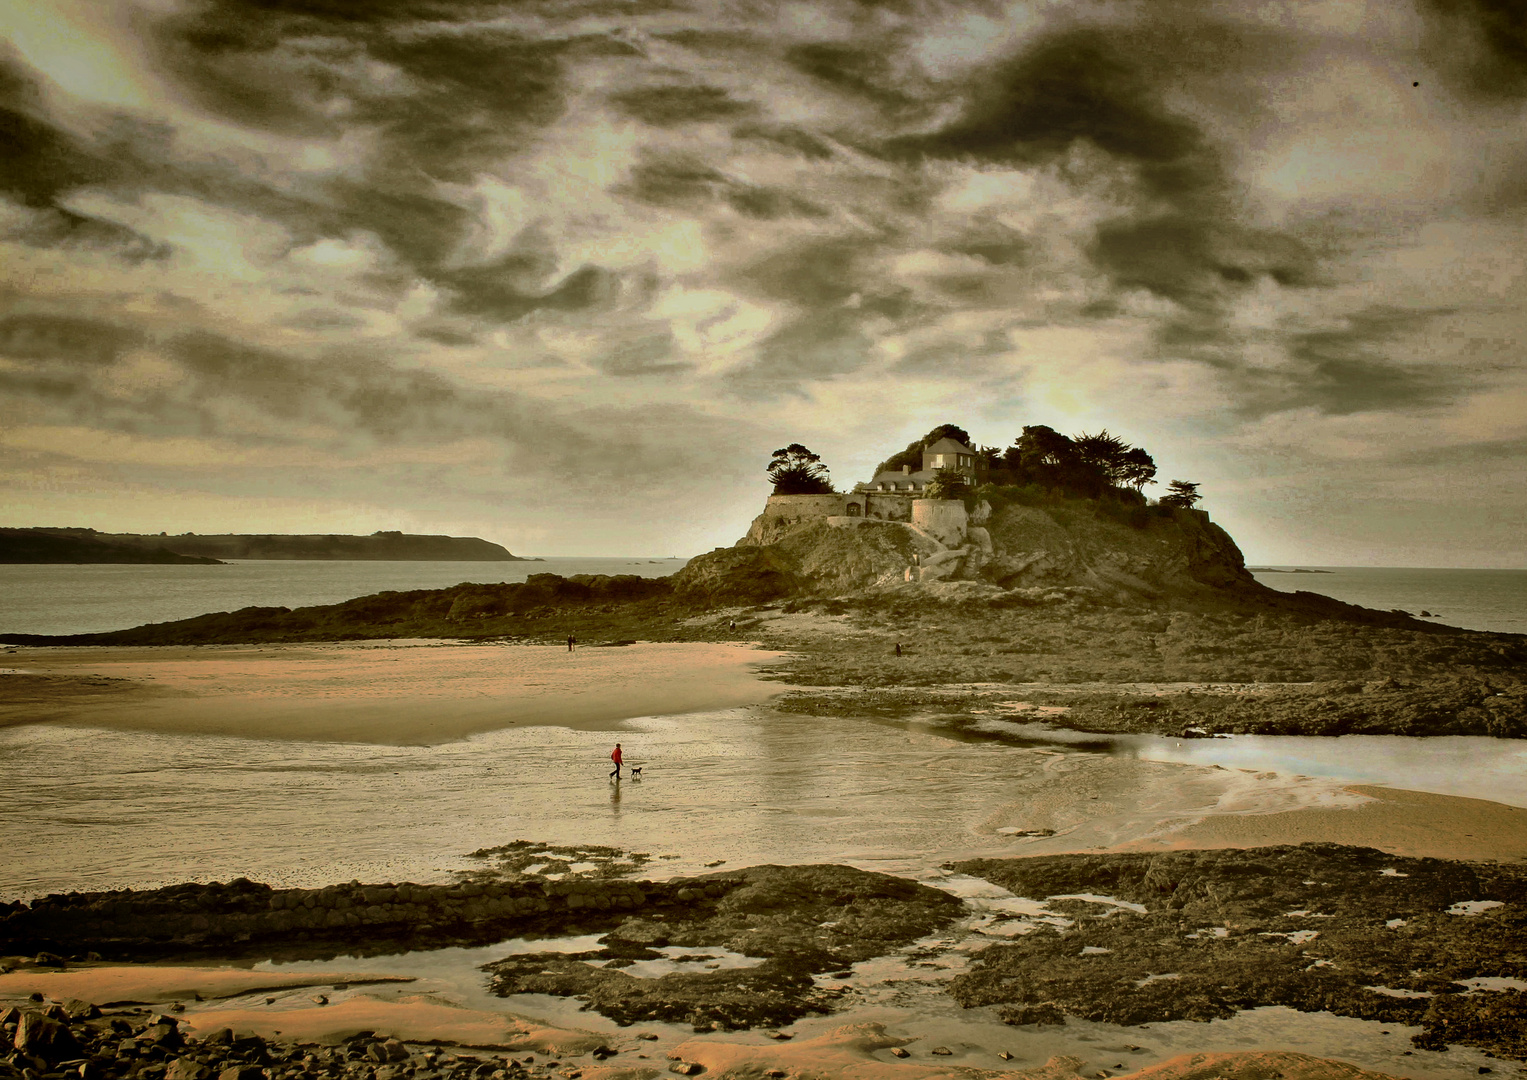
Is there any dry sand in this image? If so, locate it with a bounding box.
[0,641,784,744]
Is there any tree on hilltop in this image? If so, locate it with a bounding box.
[925,468,970,502]
[768,444,835,494]
[1160,480,1202,508]
[876,423,973,474]
[1118,447,1157,491]
[1074,430,1158,491]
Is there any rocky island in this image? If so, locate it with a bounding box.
[8,424,1521,739]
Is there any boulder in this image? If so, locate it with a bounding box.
[13,1011,84,1063]
[165,1059,211,1080]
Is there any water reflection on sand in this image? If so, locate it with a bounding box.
[0,704,1364,900]
[973,719,1527,808]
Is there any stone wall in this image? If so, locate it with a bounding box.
[912,499,968,548]
[863,494,911,521]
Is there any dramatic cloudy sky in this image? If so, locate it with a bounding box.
[1,0,1523,563]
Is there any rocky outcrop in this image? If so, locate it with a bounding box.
[670,546,807,603]
[680,496,1259,602]
[982,504,1256,596]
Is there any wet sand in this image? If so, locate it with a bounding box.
[1125,783,1527,861]
[0,641,785,744]
[0,966,411,1004]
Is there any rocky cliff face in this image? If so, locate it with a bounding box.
[679,497,1259,601]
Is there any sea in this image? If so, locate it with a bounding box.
[1248,566,1527,635]
[0,559,1520,637]
[0,557,690,637]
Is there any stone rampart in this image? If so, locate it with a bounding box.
[762,494,845,517]
[741,494,847,545]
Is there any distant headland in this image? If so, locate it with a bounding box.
[0,527,522,563]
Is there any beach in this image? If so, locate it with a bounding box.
[0,641,785,744]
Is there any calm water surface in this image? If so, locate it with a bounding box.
[0,557,688,636]
[1250,566,1527,634]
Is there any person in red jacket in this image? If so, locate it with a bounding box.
[610,743,623,780]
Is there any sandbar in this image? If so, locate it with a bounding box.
[0,641,784,745]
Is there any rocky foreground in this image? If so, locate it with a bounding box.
[6,847,1527,1065]
[3,866,960,1032]
[2,1006,585,1080]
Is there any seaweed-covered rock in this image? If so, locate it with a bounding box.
[946,844,1527,1058]
[484,864,962,1028]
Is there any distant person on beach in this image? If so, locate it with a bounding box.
[895,642,902,656]
[567,634,575,652]
[610,743,623,780]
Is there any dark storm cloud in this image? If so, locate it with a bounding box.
[732,123,837,160]
[889,29,1219,198]
[0,53,174,262]
[0,314,145,365]
[1391,434,1527,468]
[739,241,868,307]
[0,310,725,479]
[725,238,922,391]
[617,152,826,220]
[9,207,171,263]
[1421,0,1527,100]
[1090,217,1318,308]
[887,24,1319,313]
[0,314,146,413]
[784,42,918,108]
[1275,309,1460,416]
[141,1,584,305]
[1178,307,1461,419]
[610,85,754,127]
[436,259,616,321]
[0,53,118,208]
[151,2,573,170]
[725,186,828,221]
[743,308,878,386]
[171,331,487,437]
[891,328,1011,375]
[594,333,688,377]
[619,153,730,210]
